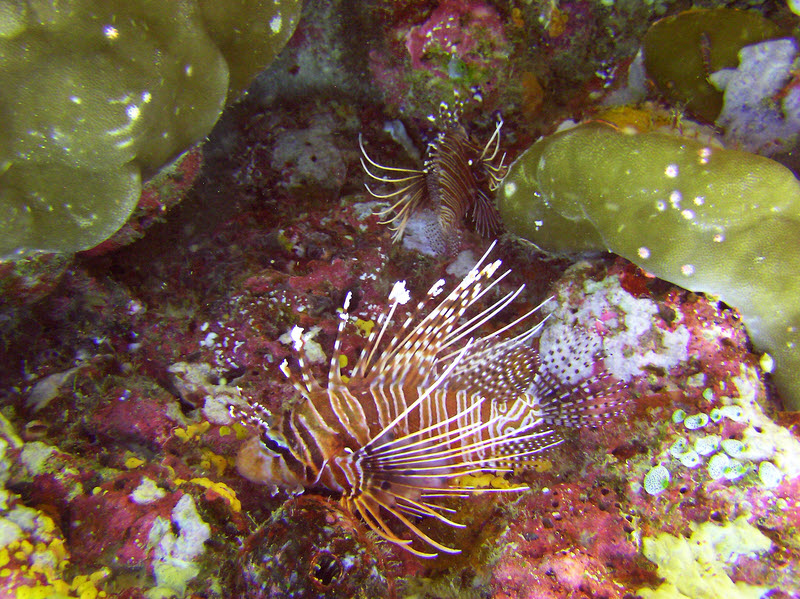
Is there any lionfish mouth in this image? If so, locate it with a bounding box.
[359,118,508,246]
[232,242,625,557]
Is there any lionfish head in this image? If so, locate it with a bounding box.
[235,436,307,496]
[232,242,626,557]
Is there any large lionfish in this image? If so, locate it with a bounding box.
[233,244,622,557]
[359,110,508,246]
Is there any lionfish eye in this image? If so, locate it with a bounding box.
[310,551,342,587]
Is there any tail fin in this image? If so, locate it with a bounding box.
[533,326,627,427]
[533,369,626,428]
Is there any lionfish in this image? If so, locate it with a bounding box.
[359,112,508,246]
[233,244,622,557]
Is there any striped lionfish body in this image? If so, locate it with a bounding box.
[233,245,622,557]
[359,117,508,246]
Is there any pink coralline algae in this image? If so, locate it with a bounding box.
[69,472,182,569]
[369,0,510,116]
[491,484,652,599]
[481,254,800,597]
[405,0,508,77]
[85,387,182,451]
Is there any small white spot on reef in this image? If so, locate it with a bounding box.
[664,164,679,178]
[504,181,517,197]
[270,14,282,33]
[103,25,119,40]
[289,325,304,350]
[684,413,709,430]
[679,450,701,468]
[126,105,140,120]
[669,437,688,456]
[698,147,711,165]
[693,196,705,206]
[681,209,694,220]
[390,280,411,304]
[643,465,670,495]
[759,461,783,488]
[669,190,682,208]
[200,332,218,348]
[713,233,725,243]
[719,405,745,422]
[655,200,666,212]
[707,453,730,480]
[721,439,745,458]
[694,435,720,456]
[184,64,193,77]
[130,477,165,504]
[681,264,695,276]
[723,459,747,481]
[638,246,650,259]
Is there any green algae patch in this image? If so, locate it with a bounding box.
[0,0,301,259]
[497,121,800,410]
[643,8,780,122]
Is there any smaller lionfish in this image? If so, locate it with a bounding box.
[233,244,622,557]
[359,108,508,247]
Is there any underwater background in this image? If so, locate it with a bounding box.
[1,0,800,597]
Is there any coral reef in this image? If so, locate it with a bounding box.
[82,146,205,257]
[490,482,650,598]
[1,1,799,597]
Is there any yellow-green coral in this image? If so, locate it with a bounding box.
[0,0,301,258]
[0,502,109,598]
[638,516,772,599]
[178,477,241,512]
[199,448,229,477]
[173,421,211,442]
[642,8,780,122]
[497,121,800,410]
